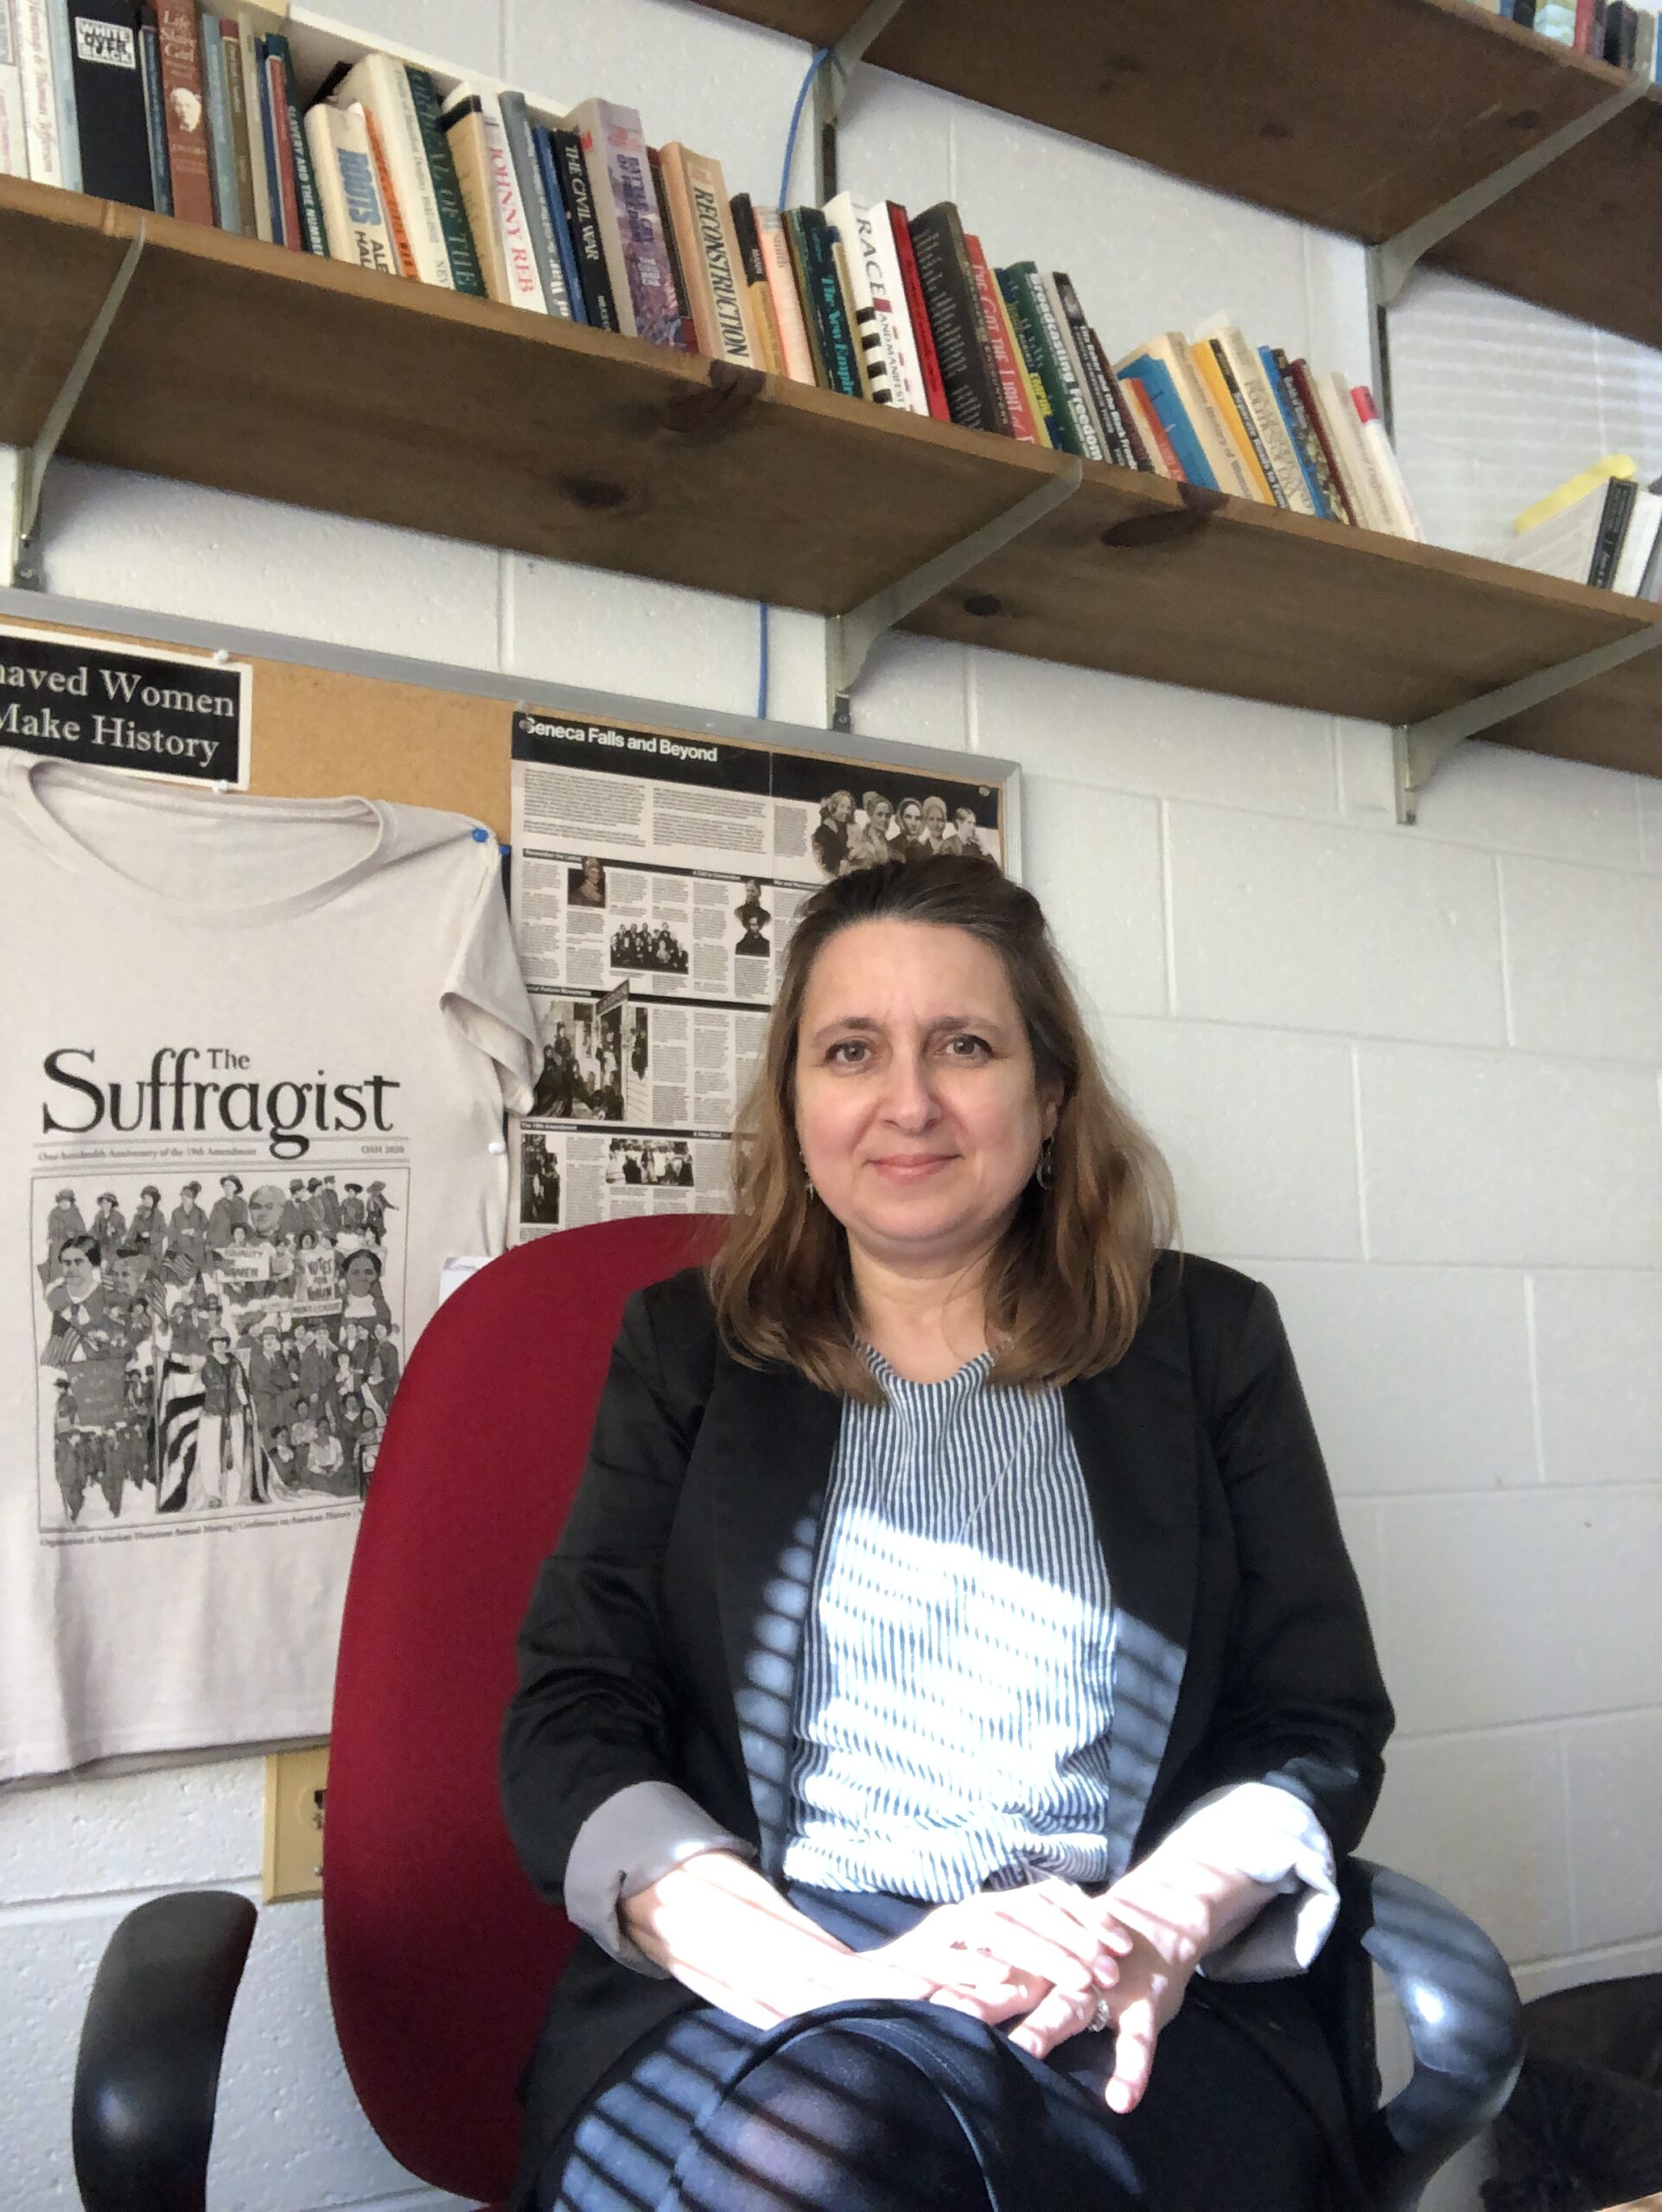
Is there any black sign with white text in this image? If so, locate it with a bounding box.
[0,623,251,786]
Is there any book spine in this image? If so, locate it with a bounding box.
[551,127,617,331]
[574,99,681,347]
[826,196,894,403]
[907,203,1008,434]
[308,101,396,276]
[1575,0,1595,45]
[1609,488,1661,594]
[1050,271,1137,464]
[1193,339,1277,501]
[1315,370,1391,531]
[45,0,78,189]
[262,45,300,248]
[483,93,548,312]
[853,195,927,415]
[1207,337,1286,503]
[1210,323,1318,512]
[887,203,951,422]
[233,8,268,240]
[791,207,863,395]
[1351,383,1423,539]
[1270,346,1341,520]
[993,280,1054,446]
[829,230,873,396]
[680,147,756,365]
[1259,345,1328,515]
[1588,477,1636,587]
[357,99,416,277]
[137,8,169,211]
[531,124,586,321]
[498,92,573,319]
[199,16,236,228]
[0,0,27,181]
[729,192,784,375]
[1009,264,1103,459]
[647,146,697,347]
[965,232,1038,439]
[1114,353,1213,487]
[15,0,63,188]
[1285,357,1355,523]
[755,202,816,383]
[996,269,1067,448]
[1119,378,1184,480]
[355,55,449,284]
[405,64,484,294]
[272,37,324,254]
[155,0,210,223]
[218,19,254,233]
[784,207,830,385]
[67,1,152,208]
[436,96,508,299]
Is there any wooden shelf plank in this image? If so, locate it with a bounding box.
[703,0,1662,351]
[0,177,1064,620]
[2,175,1657,788]
[905,466,1662,777]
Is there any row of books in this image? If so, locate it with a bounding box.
[0,12,1423,538]
[1501,456,1662,597]
[1470,0,1661,72]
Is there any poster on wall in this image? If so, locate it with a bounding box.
[507,710,1006,1239]
[0,619,252,787]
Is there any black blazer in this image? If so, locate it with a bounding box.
[500,1251,1393,2204]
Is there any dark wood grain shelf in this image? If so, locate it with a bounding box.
[3,175,1659,782]
[703,0,1662,353]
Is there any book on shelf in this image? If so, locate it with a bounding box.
[909,202,1008,435]
[527,119,586,321]
[549,124,619,331]
[1119,378,1184,479]
[1351,385,1423,539]
[646,148,697,352]
[66,1,150,207]
[0,0,28,181]
[496,90,574,321]
[1054,271,1146,468]
[568,97,681,349]
[657,141,757,367]
[1503,464,1662,595]
[787,203,865,399]
[888,202,950,423]
[825,190,911,410]
[965,233,1041,442]
[334,51,449,285]
[1197,315,1317,515]
[136,3,167,212]
[218,16,254,232]
[45,0,80,189]
[304,96,394,274]
[753,200,816,385]
[440,82,544,313]
[155,0,209,223]
[13,1,64,188]
[728,193,785,377]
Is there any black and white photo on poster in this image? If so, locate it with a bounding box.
[32,1160,407,1535]
[519,1129,562,1227]
[607,1136,694,1188]
[0,620,253,788]
[762,750,1003,882]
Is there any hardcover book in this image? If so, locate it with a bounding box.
[1114,353,1213,487]
[648,148,698,351]
[1003,263,1102,460]
[886,204,951,422]
[260,38,299,248]
[1053,270,1145,467]
[217,16,254,234]
[198,15,236,227]
[334,52,451,287]
[137,2,168,212]
[0,0,27,180]
[530,122,587,321]
[498,91,574,320]
[305,96,396,275]
[1118,334,1254,498]
[154,0,211,222]
[45,0,80,188]
[825,189,925,412]
[1284,357,1356,523]
[1195,316,1317,514]
[440,83,545,312]
[754,201,817,385]
[964,232,1037,439]
[67,0,150,207]
[786,204,863,397]
[551,125,618,331]
[405,64,485,295]
[658,141,757,366]
[729,193,785,376]
[232,5,269,241]
[357,99,416,276]
[15,0,66,187]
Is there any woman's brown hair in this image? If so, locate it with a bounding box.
[708,855,1176,1400]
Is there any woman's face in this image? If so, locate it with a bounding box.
[343,1252,378,1294]
[871,798,893,832]
[898,801,922,836]
[922,797,947,835]
[794,919,1054,1275]
[583,859,601,887]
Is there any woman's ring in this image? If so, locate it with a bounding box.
[1089,1994,1114,2034]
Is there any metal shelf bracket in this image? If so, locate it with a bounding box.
[5,223,146,590]
[1366,18,1654,425]
[1393,619,1662,823]
[827,455,1083,731]
[814,0,909,201]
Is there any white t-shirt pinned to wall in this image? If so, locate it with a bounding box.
[0,754,538,1783]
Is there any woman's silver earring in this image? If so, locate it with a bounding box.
[800,1152,816,1201]
[1035,1136,1055,1190]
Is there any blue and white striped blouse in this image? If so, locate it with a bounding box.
[782,1346,1122,1900]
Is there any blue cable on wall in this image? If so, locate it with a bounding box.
[758,44,831,722]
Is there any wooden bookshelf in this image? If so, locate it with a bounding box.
[3,175,1659,780]
[703,0,1662,353]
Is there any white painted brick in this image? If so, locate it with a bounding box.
[318,0,502,76]
[0,1903,127,2209]
[1639,776,1662,873]
[1100,1019,1361,1259]
[1374,1489,1662,1735]
[1167,803,1506,1044]
[505,0,818,209]
[972,651,1339,818]
[1362,1731,1574,1965]
[838,71,957,218]
[1256,1262,1536,1497]
[851,633,973,757]
[41,463,502,672]
[1020,779,1167,1019]
[506,557,767,719]
[1532,1271,1662,1488]
[1337,721,1645,873]
[1501,854,1662,1063]
[0,1757,260,1906]
[1563,1711,1662,1953]
[1356,1044,1662,1266]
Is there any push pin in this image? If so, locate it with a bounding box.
[212,647,230,665]
[472,825,490,842]
[487,1139,506,1155]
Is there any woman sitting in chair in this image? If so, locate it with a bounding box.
[503,855,1392,2212]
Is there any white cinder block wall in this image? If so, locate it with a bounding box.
[4,2,1659,2204]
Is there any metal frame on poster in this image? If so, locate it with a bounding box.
[0,584,1026,875]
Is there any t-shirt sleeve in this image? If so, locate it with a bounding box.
[440,841,539,1116]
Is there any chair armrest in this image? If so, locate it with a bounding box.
[1344,1859,1524,2212]
[73,1890,258,2212]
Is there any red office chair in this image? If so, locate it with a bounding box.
[72,1216,1522,2212]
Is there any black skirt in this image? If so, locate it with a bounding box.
[537,1885,1340,2212]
